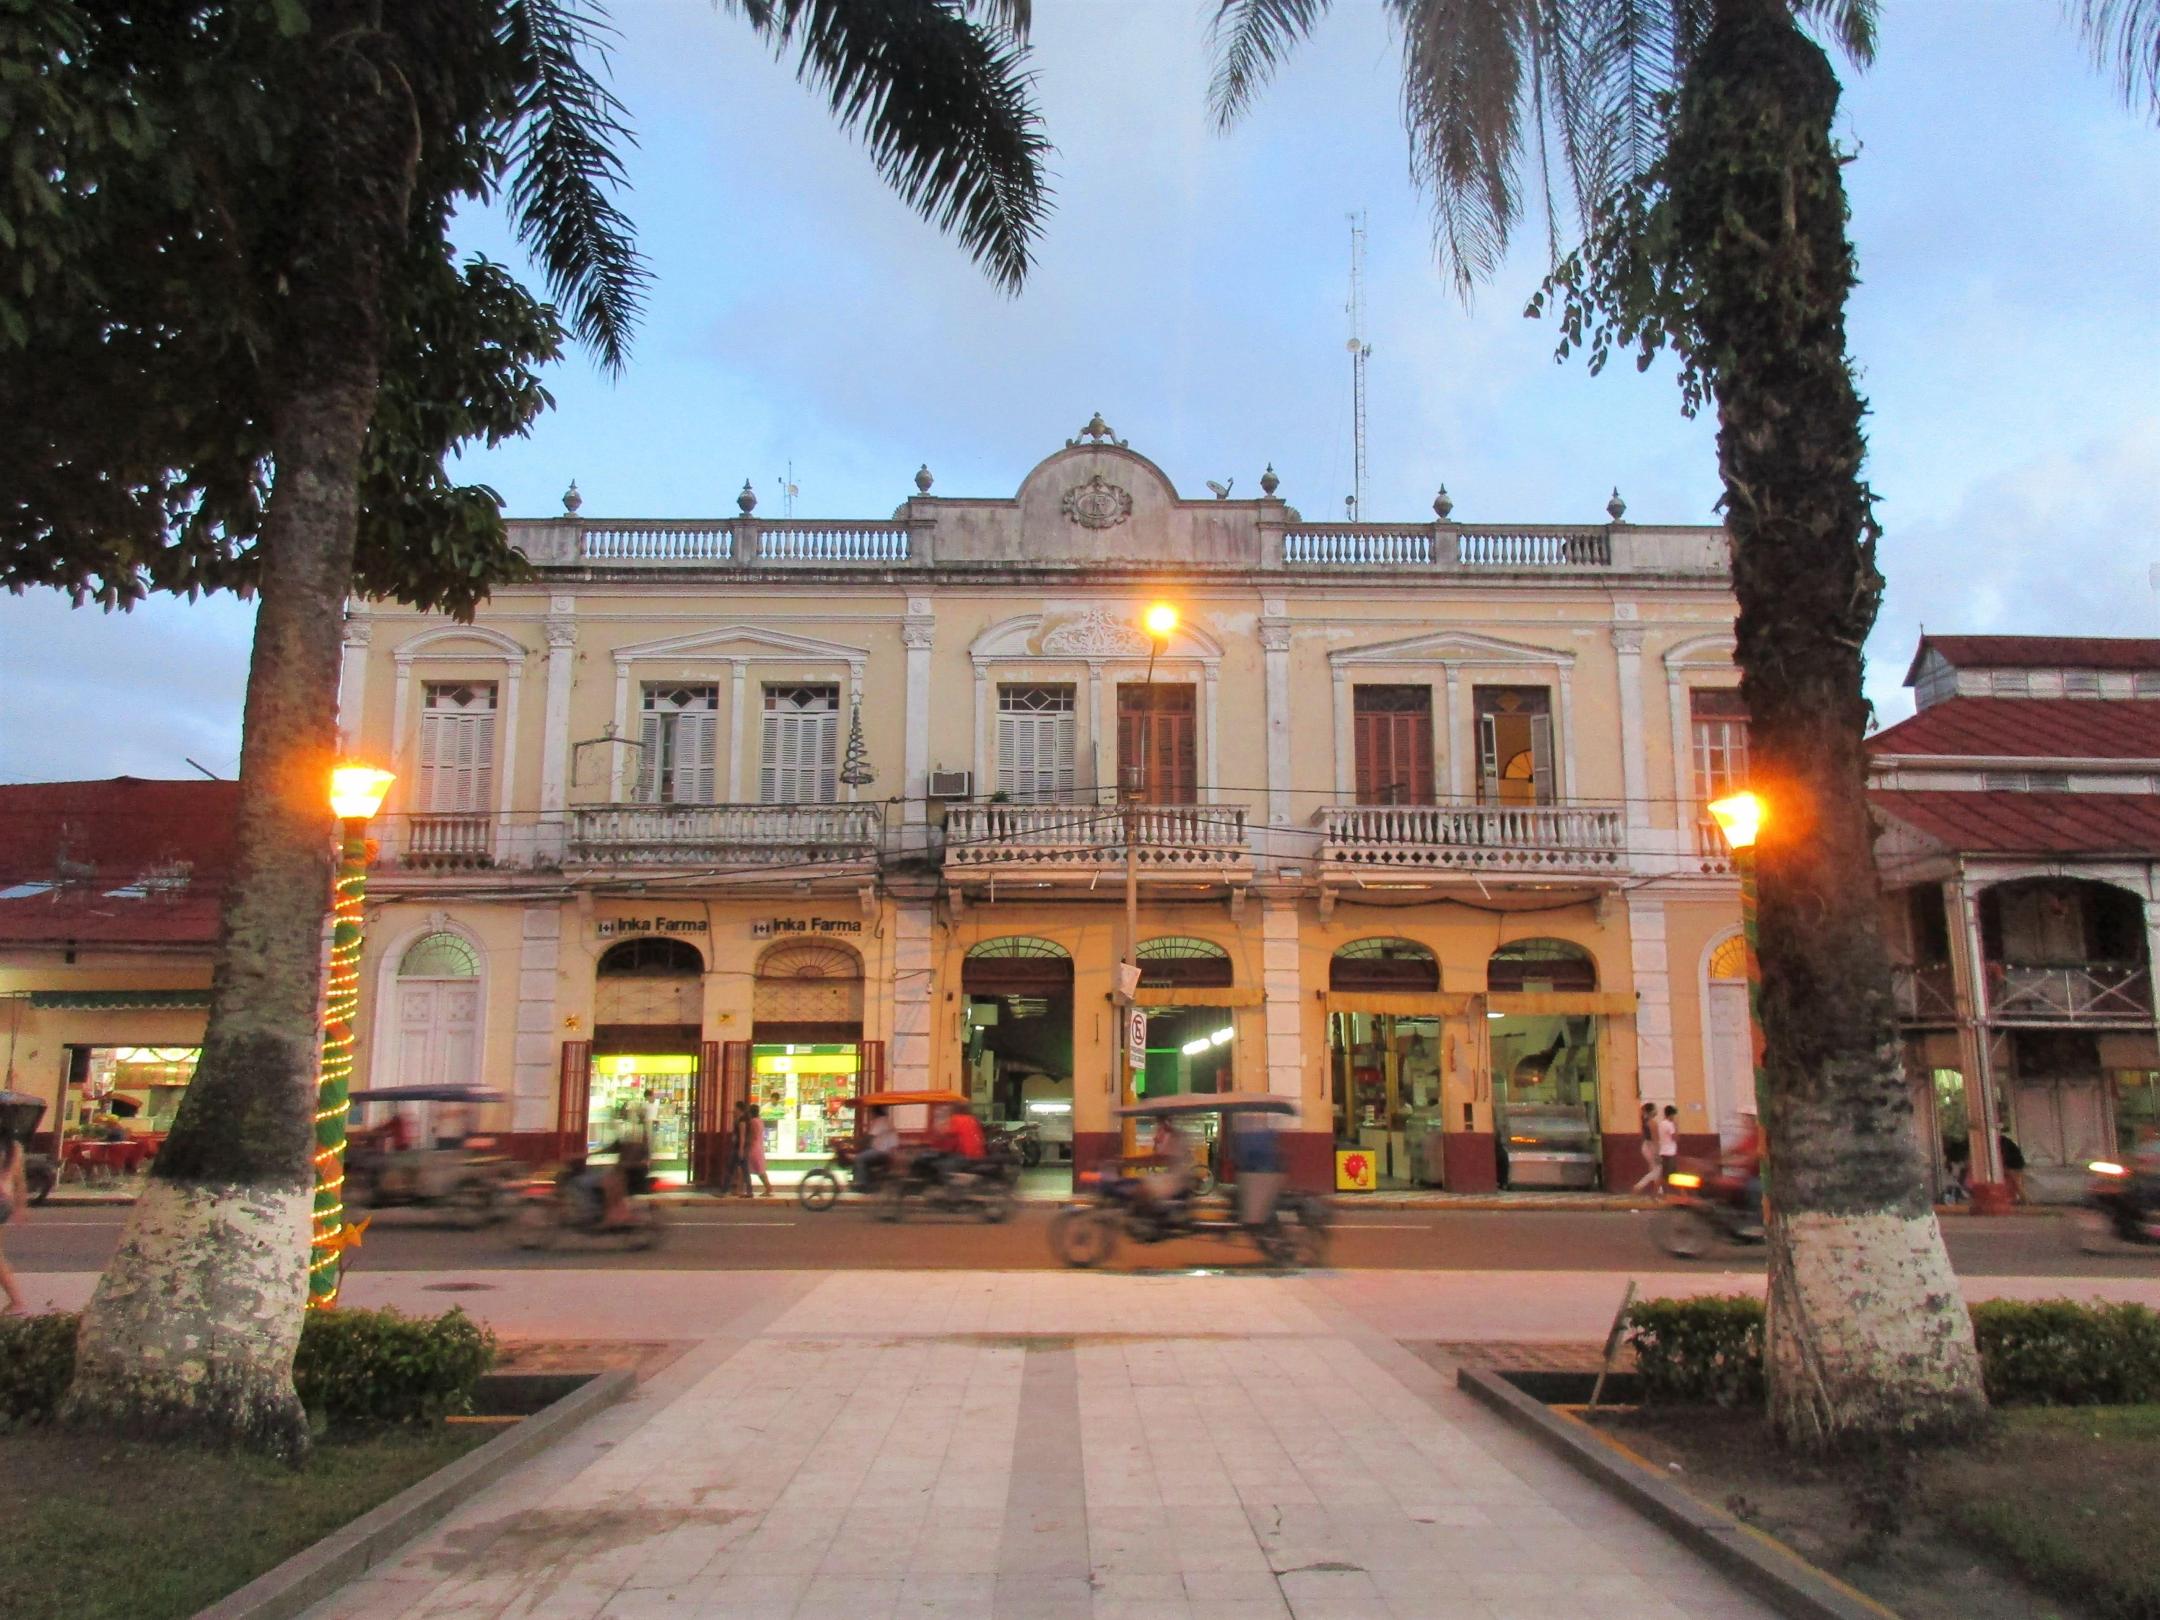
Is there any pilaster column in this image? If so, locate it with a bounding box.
[901,601,935,850]
[1557,666,1578,800]
[890,898,936,1090]
[1261,899,1304,1102]
[513,905,564,1135]
[1444,669,1466,799]
[1331,668,1352,798]
[538,606,575,862]
[1627,892,1676,1107]
[728,663,748,802]
[1945,877,2004,1182]
[337,617,371,753]
[1612,617,1648,833]
[1260,612,1293,839]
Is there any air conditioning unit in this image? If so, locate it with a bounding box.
[928,768,973,800]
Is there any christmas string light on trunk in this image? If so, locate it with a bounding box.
[312,765,393,1308]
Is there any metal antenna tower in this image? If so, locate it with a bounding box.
[779,460,799,518]
[1345,210,1371,521]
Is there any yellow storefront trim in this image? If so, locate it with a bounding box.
[1320,990,1635,1017]
[1320,991,1476,1017]
[1135,986,1265,1008]
[1485,991,1637,1016]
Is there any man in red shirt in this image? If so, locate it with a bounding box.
[936,1103,986,1162]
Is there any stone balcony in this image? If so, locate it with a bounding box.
[402,813,496,869]
[944,803,1251,885]
[1315,802,1629,878]
[567,803,883,869]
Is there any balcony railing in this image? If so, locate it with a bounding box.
[945,803,1250,873]
[1316,802,1627,874]
[580,521,734,562]
[1891,962,1959,1023]
[1985,961,2153,1023]
[569,803,881,866]
[755,522,910,563]
[1285,526,1435,565]
[1454,526,1611,567]
[402,813,494,867]
[1693,816,1736,874]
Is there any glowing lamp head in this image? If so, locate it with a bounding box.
[1707,790,1765,851]
[329,764,395,820]
[1143,603,1178,640]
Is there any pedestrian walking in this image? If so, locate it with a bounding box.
[0,1110,29,1315]
[1629,1102,1661,1193]
[1658,1105,1681,1187]
[741,1105,773,1197]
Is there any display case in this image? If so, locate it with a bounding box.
[1501,1103,1600,1188]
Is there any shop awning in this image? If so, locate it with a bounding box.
[1322,991,1477,1018]
[1486,991,1636,1016]
[1321,990,1636,1017]
[1135,985,1265,1008]
[27,989,211,1011]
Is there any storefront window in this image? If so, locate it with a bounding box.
[751,1044,860,1163]
[587,1053,694,1179]
[1137,1006,1234,1099]
[69,1046,200,1136]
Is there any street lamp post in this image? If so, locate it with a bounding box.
[1707,790,1769,1165]
[1120,605,1179,1152]
[311,763,394,1310]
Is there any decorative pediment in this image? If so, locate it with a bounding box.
[1043,607,1149,656]
[1663,631,1739,671]
[1060,473,1133,531]
[969,610,1223,664]
[1329,628,1575,669]
[392,624,528,663]
[609,624,867,666]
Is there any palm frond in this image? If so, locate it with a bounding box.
[1206,0,1333,129]
[957,0,1031,38]
[2071,0,2160,119]
[723,0,1051,294]
[1394,0,1534,300]
[500,0,650,374]
[1790,0,1877,65]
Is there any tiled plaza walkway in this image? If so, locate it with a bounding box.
[310,1271,1777,1620]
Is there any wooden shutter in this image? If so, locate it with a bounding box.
[675,709,716,804]
[998,701,1077,802]
[1118,686,1196,803]
[815,705,838,803]
[860,1039,887,1094]
[759,707,781,802]
[692,1039,728,1184]
[1477,712,1500,802]
[1353,688,1432,804]
[1529,712,1555,803]
[556,1040,593,1160]
[636,712,662,802]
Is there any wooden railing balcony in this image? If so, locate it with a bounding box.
[401,813,494,868]
[568,803,882,866]
[1984,961,2153,1023]
[1890,962,1959,1024]
[945,803,1250,875]
[1316,801,1627,875]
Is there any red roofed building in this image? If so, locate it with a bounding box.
[0,778,237,1153]
[1869,638,2160,1200]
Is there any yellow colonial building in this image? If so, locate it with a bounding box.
[337,417,1750,1191]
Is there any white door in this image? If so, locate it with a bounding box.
[393,981,482,1091]
[1707,980,1755,1148]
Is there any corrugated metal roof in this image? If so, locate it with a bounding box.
[1905,634,2160,684]
[1870,789,2160,855]
[0,778,237,948]
[1869,697,2160,761]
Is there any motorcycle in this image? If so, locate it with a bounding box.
[988,1120,1044,1168]
[878,1151,1017,1224]
[1653,1162,1765,1258]
[2073,1159,2160,1252]
[510,1163,667,1251]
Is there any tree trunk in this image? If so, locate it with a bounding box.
[1672,0,1985,1447]
[61,17,419,1460]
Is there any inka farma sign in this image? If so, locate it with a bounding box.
[596,916,709,938]
[751,917,863,938]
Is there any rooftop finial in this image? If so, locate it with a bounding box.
[915,463,934,494]
[737,479,757,515]
[562,480,583,516]
[1259,463,1280,497]
[1432,485,1454,521]
[1067,412,1126,448]
[1607,486,1627,522]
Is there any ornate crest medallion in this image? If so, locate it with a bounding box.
[1041,608,1150,657]
[1061,473,1133,531]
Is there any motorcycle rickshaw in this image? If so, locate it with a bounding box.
[344,1084,516,1227]
[796,1089,1017,1220]
[1049,1093,1332,1268]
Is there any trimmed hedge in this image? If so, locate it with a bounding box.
[0,1307,495,1430]
[1626,1295,2160,1410]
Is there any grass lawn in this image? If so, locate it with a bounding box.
[1596,1405,2160,1620]
[0,1425,490,1620]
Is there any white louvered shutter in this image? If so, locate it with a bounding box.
[419,686,494,813]
[675,708,717,803]
[1529,712,1555,803]
[1477,712,1499,802]
[636,712,662,802]
[815,705,838,803]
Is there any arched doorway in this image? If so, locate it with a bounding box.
[964,939,1075,1175]
[1703,933,1755,1150]
[375,930,482,1144]
[590,937,705,1184]
[747,941,867,1180]
[1131,936,1238,1170]
[1327,939,1442,1188]
[1488,938,1603,1190]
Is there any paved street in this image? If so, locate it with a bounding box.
[9,1200,2150,1279]
[304,1270,1789,1620]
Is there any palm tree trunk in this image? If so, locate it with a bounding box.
[61,18,418,1459]
[1673,0,1985,1447]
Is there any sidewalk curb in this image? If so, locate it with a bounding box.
[1456,1368,1894,1620]
[194,1365,635,1620]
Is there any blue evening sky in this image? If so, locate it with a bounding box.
[4,0,2157,780]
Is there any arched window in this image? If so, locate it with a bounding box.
[965,936,1073,994]
[1487,938,1597,993]
[596,937,705,977]
[966,937,1071,959]
[753,941,864,1025]
[398,932,478,978]
[1330,937,1439,993]
[1137,936,1233,989]
[1708,935,1749,980]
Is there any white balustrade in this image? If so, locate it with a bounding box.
[1284,527,1434,565]
[402,813,495,865]
[570,803,881,865]
[1454,527,1611,567]
[1317,802,1626,872]
[580,522,735,561]
[753,524,911,563]
[946,804,1249,870]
